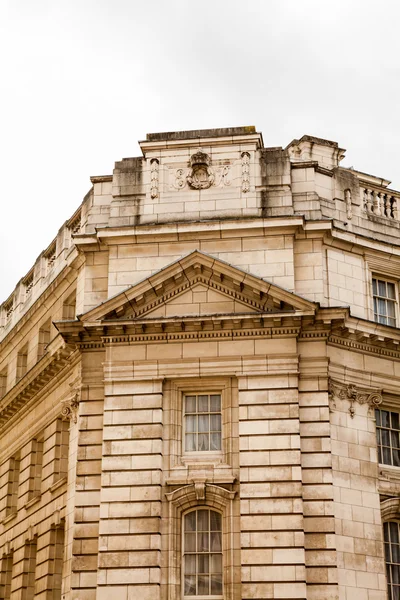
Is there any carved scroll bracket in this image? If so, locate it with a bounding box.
[61,384,80,423]
[329,379,382,418]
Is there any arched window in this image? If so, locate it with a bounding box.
[183,509,223,597]
[384,521,400,600]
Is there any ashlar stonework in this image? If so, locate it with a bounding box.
[1,126,400,599]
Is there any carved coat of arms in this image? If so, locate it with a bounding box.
[187,152,215,190]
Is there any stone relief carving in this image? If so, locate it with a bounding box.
[61,385,80,423]
[241,151,250,193]
[329,379,382,418]
[150,158,159,199]
[172,153,231,191]
[345,188,352,220]
[187,151,215,190]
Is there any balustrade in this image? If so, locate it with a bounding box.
[363,188,399,221]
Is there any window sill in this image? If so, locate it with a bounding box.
[379,464,400,481]
[50,476,67,494]
[25,495,41,510]
[1,511,17,525]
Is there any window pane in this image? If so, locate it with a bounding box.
[391,523,399,544]
[378,280,386,297]
[378,298,387,316]
[393,545,400,565]
[185,396,196,413]
[381,411,390,428]
[184,575,196,595]
[211,574,223,595]
[185,434,196,452]
[185,554,196,574]
[382,429,391,447]
[197,554,209,574]
[198,532,209,552]
[210,394,221,412]
[392,430,400,449]
[388,301,396,317]
[376,409,381,426]
[373,279,377,294]
[185,512,196,532]
[393,414,400,431]
[198,433,209,451]
[198,395,209,412]
[186,415,196,433]
[198,574,209,595]
[211,414,221,432]
[210,553,222,574]
[197,510,209,531]
[210,531,222,552]
[198,415,209,433]
[185,533,196,553]
[388,283,396,299]
[383,446,392,464]
[210,511,221,531]
[210,432,221,451]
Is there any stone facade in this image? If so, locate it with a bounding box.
[1,126,400,599]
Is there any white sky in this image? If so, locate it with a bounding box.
[1,0,399,300]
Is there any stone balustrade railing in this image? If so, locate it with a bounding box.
[363,188,400,221]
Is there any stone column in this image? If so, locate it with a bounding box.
[70,352,105,600]
[238,371,306,599]
[299,354,338,600]
[96,377,163,600]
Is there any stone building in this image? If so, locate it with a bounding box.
[1,125,400,600]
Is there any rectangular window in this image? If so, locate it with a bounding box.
[384,521,400,600]
[184,394,222,453]
[373,278,397,326]
[0,552,13,600]
[6,455,20,516]
[62,291,76,320]
[0,367,7,398]
[376,408,400,466]
[16,344,29,381]
[37,320,51,361]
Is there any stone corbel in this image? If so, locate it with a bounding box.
[329,379,382,418]
[381,497,400,522]
[61,384,80,423]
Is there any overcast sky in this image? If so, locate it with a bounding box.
[1,0,399,300]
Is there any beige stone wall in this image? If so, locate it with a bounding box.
[2,127,400,600]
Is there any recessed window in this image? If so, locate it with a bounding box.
[183,509,223,597]
[384,521,400,600]
[373,277,396,326]
[184,394,222,452]
[376,408,400,466]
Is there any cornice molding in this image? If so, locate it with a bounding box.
[329,334,400,360]
[0,340,76,430]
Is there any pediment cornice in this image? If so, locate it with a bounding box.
[76,250,317,325]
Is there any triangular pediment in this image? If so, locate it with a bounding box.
[80,251,316,324]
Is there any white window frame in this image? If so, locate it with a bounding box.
[181,507,224,600]
[376,407,400,467]
[183,392,223,457]
[372,275,398,327]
